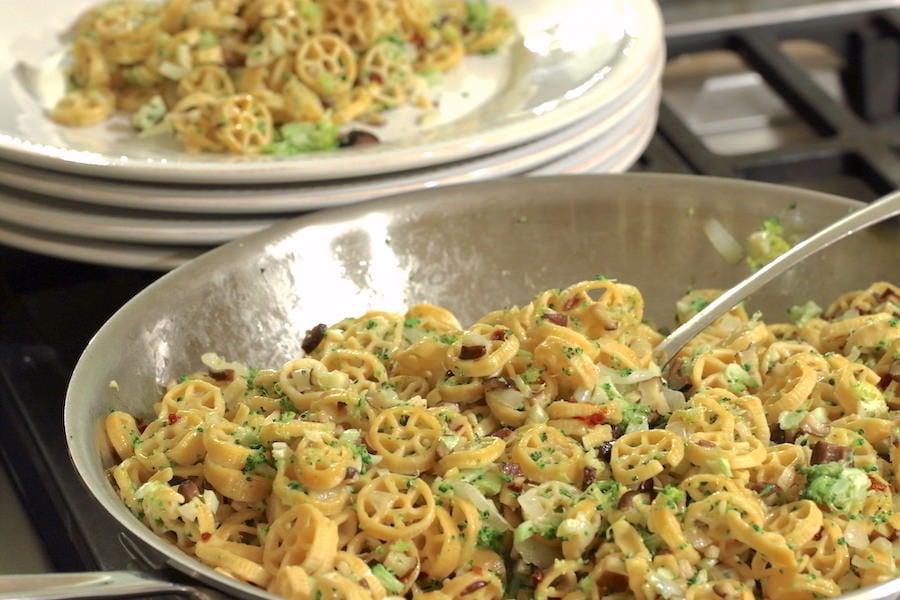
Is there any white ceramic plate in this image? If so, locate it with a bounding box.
[0,100,657,269]
[0,44,663,216]
[0,86,658,247]
[0,0,662,184]
[0,193,270,245]
[538,96,658,175]
[0,219,198,271]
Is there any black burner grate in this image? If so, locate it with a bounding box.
[639,7,900,199]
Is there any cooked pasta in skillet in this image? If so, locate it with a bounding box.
[51,0,515,154]
[104,279,900,599]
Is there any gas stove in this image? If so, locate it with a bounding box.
[645,0,900,198]
[1,0,899,582]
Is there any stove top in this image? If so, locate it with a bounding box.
[1,0,898,582]
[649,0,900,201]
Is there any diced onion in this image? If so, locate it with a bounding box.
[309,487,347,505]
[518,482,580,522]
[178,500,199,522]
[158,60,188,81]
[202,490,218,514]
[596,363,662,385]
[450,481,510,531]
[271,441,290,462]
[625,416,650,434]
[460,330,492,347]
[647,568,686,599]
[525,401,548,424]
[134,480,167,501]
[667,419,688,441]
[703,217,744,264]
[843,518,869,549]
[488,387,527,412]
[513,536,559,568]
[571,387,592,403]
[200,352,250,378]
[661,386,686,412]
[557,517,591,540]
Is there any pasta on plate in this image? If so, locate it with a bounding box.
[50,0,515,154]
[104,278,900,599]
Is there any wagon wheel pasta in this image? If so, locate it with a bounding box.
[50,87,115,126]
[294,33,358,97]
[105,279,900,599]
[50,0,516,155]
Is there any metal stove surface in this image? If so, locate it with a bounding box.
[651,0,900,198]
[660,0,900,34]
[0,0,899,585]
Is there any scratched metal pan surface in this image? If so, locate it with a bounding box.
[59,173,899,600]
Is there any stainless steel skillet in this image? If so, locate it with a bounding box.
[6,174,899,599]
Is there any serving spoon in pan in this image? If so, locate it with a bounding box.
[654,188,900,366]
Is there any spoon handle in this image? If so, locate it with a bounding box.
[0,570,229,599]
[654,189,900,364]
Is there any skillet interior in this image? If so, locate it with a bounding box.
[65,173,899,599]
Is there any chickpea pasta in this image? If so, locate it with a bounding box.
[106,279,900,599]
[51,0,515,154]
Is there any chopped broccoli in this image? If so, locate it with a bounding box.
[353,443,374,468]
[375,33,407,47]
[338,428,362,444]
[455,467,504,496]
[465,1,492,32]
[724,363,757,394]
[556,515,593,542]
[370,564,405,594]
[707,456,733,477]
[416,68,442,87]
[676,296,710,321]
[619,398,651,429]
[241,449,267,474]
[514,520,556,542]
[477,526,507,553]
[800,463,869,514]
[299,1,323,26]
[131,95,167,131]
[787,300,823,326]
[198,30,220,48]
[852,381,888,417]
[584,480,622,511]
[439,434,462,453]
[263,120,340,155]
[747,217,792,271]
[657,485,686,510]
[777,409,806,431]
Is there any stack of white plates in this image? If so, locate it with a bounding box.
[0,0,665,270]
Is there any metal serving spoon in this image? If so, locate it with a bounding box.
[654,188,900,365]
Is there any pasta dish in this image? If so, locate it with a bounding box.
[104,278,900,599]
[50,0,515,154]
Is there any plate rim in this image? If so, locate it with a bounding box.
[0,108,659,268]
[0,0,662,185]
[0,218,198,270]
[0,49,664,216]
[0,98,656,245]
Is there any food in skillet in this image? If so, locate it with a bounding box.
[104,278,900,599]
[50,0,515,155]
